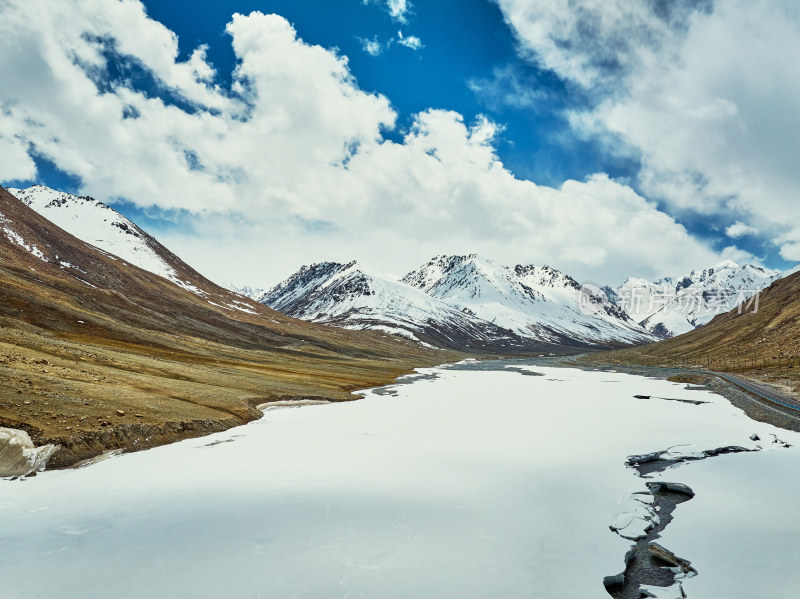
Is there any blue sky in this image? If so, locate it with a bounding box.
[142,0,624,184]
[1,0,798,285]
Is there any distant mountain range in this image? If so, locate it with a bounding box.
[604,264,800,378]
[238,254,656,351]
[241,254,791,348]
[255,260,527,352]
[8,185,795,352]
[402,255,653,346]
[614,261,780,337]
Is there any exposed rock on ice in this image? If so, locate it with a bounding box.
[627,442,761,476]
[645,481,695,498]
[634,393,709,406]
[0,428,58,477]
[607,481,697,598]
[648,543,696,577]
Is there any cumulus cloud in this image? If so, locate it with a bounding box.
[726,221,758,239]
[0,113,36,180]
[496,0,800,265]
[0,4,395,215]
[780,243,800,262]
[0,0,727,285]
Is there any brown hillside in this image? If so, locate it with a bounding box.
[0,186,451,467]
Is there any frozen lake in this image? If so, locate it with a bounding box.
[2,361,799,598]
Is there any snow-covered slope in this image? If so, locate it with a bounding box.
[7,185,201,292]
[259,261,528,351]
[616,260,780,337]
[402,255,655,345]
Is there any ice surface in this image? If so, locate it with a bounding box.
[0,365,797,598]
[655,449,800,598]
[639,583,685,598]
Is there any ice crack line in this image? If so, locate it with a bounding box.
[604,434,791,598]
[604,482,696,599]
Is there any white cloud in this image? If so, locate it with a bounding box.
[726,221,758,238]
[718,245,758,266]
[396,31,422,50]
[780,243,800,262]
[360,31,422,56]
[0,114,35,180]
[497,0,800,256]
[0,5,395,214]
[363,0,411,23]
[0,0,730,286]
[359,36,385,56]
[494,0,680,89]
[386,0,410,22]
[468,64,547,110]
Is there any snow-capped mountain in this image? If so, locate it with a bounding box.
[8,185,202,293]
[225,283,266,301]
[259,261,529,351]
[0,183,304,337]
[402,255,655,346]
[615,260,780,337]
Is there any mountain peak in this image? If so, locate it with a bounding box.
[400,255,653,345]
[514,264,581,290]
[259,257,529,350]
[617,259,780,337]
[6,185,205,291]
[714,258,740,269]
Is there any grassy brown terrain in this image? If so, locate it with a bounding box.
[0,186,455,467]
[588,269,800,398]
[0,319,450,468]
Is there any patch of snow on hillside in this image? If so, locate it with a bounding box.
[0,211,48,262]
[7,186,203,293]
